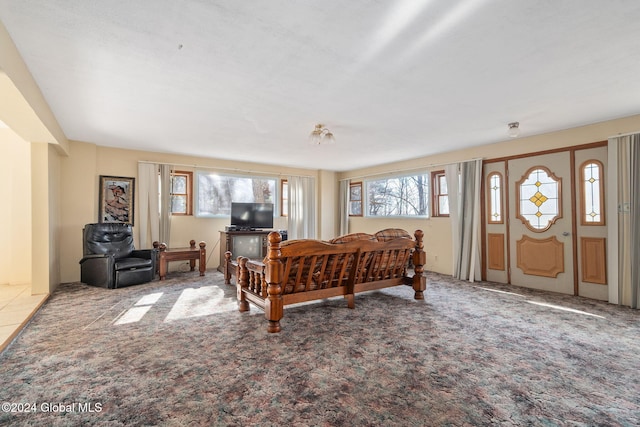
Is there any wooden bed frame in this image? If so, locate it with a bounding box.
[233,229,426,332]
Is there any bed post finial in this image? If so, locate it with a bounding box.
[236,257,250,312]
[412,229,426,300]
[224,251,233,284]
[265,231,284,332]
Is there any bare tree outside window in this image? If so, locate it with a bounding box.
[196,172,276,216]
[366,174,429,216]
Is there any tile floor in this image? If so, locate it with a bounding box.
[0,283,48,352]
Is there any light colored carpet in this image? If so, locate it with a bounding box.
[1,270,639,426]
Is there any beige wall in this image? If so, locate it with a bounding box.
[318,170,338,240]
[58,140,318,283]
[0,131,9,285]
[20,114,640,285]
[31,143,52,294]
[0,120,62,296]
[0,128,32,286]
[59,114,640,282]
[2,20,68,296]
[349,216,451,274]
[48,144,62,291]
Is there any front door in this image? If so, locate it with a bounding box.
[508,152,574,294]
[483,143,609,299]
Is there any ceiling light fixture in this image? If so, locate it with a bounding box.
[507,122,520,138]
[309,124,335,145]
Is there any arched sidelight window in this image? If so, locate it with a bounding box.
[487,172,503,224]
[580,160,605,225]
[516,166,562,232]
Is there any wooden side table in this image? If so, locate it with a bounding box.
[153,240,206,280]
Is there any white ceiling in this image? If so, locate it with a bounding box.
[1,1,640,171]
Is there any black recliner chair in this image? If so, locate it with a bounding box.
[79,223,157,289]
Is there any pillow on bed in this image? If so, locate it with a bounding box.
[329,232,377,244]
[371,229,412,280]
[374,228,411,242]
[283,260,323,293]
[262,239,315,263]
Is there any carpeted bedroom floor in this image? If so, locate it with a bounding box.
[0,270,639,426]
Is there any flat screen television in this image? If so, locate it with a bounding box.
[230,202,274,230]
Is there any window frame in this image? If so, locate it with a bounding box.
[431,170,449,217]
[579,159,605,226]
[515,165,562,232]
[164,170,193,216]
[486,171,504,224]
[280,179,288,217]
[349,181,363,217]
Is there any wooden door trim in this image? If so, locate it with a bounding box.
[483,142,607,295]
[481,161,510,282]
[484,140,607,164]
[570,151,579,295]
[481,164,486,280]
[505,160,511,283]
[578,159,606,226]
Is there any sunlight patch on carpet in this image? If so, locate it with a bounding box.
[135,292,163,306]
[114,292,165,325]
[475,286,526,297]
[527,301,605,318]
[114,306,153,325]
[164,286,236,322]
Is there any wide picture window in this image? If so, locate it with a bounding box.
[195,172,276,217]
[366,173,429,216]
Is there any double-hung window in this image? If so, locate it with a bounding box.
[281,179,288,216]
[349,182,363,216]
[169,171,193,215]
[158,170,193,215]
[431,171,449,217]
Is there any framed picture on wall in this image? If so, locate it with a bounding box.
[99,175,135,225]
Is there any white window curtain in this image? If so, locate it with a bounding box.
[445,159,482,282]
[159,164,172,246]
[287,175,316,240]
[138,162,172,248]
[339,180,349,236]
[608,133,640,308]
[138,163,160,248]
